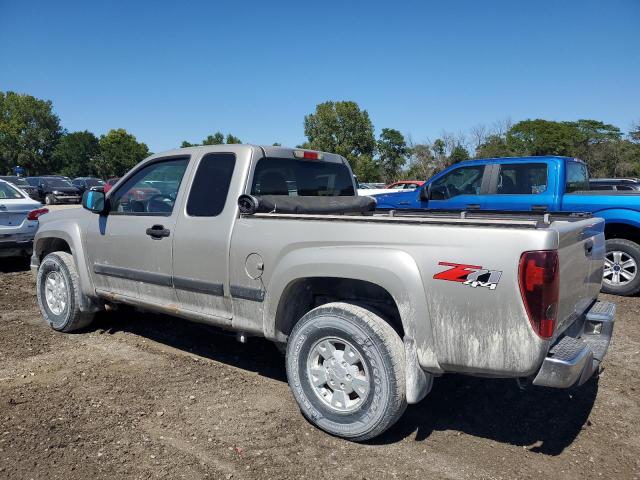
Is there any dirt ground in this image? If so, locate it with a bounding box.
[0,257,638,480]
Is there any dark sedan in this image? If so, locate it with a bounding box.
[25,176,83,205]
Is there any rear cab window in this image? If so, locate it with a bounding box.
[565,161,590,193]
[251,157,355,196]
[496,163,548,194]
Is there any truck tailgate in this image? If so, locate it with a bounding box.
[553,217,605,336]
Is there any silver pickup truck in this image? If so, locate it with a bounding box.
[31,145,615,441]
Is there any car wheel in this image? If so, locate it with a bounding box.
[36,251,95,332]
[44,194,54,205]
[601,238,640,296]
[286,302,406,441]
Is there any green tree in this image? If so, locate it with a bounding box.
[356,155,381,182]
[449,144,470,163]
[202,132,225,145]
[476,134,514,158]
[303,101,376,177]
[94,129,150,178]
[181,140,195,148]
[405,144,435,180]
[225,133,242,144]
[377,128,408,183]
[506,119,579,156]
[0,91,62,174]
[51,130,100,177]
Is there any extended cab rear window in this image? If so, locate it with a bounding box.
[565,162,590,193]
[251,157,355,196]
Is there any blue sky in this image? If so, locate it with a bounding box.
[1,0,638,153]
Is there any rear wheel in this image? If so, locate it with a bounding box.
[602,238,640,296]
[286,302,406,441]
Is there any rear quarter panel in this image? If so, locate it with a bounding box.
[230,217,555,376]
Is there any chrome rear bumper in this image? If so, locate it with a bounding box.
[533,301,615,388]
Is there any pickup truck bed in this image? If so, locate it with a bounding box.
[30,145,616,441]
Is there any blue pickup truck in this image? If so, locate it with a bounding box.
[374,156,640,296]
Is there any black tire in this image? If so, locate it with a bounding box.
[601,238,640,296]
[286,302,406,441]
[36,251,95,332]
[44,194,54,205]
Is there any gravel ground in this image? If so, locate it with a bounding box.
[0,257,638,479]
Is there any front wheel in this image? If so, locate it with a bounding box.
[36,251,95,332]
[44,194,54,205]
[286,302,406,441]
[602,238,640,296]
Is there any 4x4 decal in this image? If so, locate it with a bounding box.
[434,262,503,290]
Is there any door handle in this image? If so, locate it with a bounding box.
[146,224,170,239]
[466,204,481,210]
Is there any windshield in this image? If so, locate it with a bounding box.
[45,178,74,187]
[251,158,355,196]
[0,182,24,199]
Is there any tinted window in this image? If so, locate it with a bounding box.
[430,166,484,199]
[0,182,24,199]
[109,158,189,215]
[617,185,634,191]
[496,163,547,194]
[251,158,355,196]
[590,184,613,191]
[565,162,589,193]
[86,178,104,187]
[187,153,236,217]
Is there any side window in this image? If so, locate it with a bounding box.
[186,153,236,217]
[430,166,484,199]
[617,185,633,191]
[109,157,189,215]
[496,163,547,194]
[565,162,589,193]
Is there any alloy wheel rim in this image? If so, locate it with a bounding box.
[44,271,67,316]
[603,251,637,286]
[306,337,370,413]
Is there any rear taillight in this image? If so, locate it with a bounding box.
[27,208,49,221]
[518,250,559,339]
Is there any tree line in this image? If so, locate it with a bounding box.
[1,91,638,182]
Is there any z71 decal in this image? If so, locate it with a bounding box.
[433,262,503,290]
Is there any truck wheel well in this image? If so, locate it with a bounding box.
[39,238,72,261]
[605,223,640,245]
[275,277,404,340]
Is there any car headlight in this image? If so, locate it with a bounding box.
[52,190,62,195]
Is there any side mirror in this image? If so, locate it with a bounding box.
[82,188,106,214]
[419,184,430,201]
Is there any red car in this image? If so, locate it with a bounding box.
[385,180,425,190]
[103,177,120,193]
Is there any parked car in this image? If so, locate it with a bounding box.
[31,145,614,441]
[0,175,40,200]
[0,179,48,257]
[385,180,425,190]
[374,156,640,296]
[25,176,83,205]
[72,177,105,193]
[589,178,640,192]
[103,177,120,194]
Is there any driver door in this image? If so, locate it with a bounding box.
[426,165,491,210]
[84,156,189,306]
